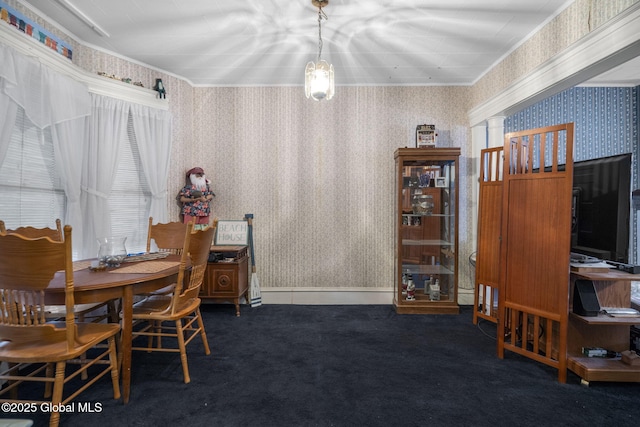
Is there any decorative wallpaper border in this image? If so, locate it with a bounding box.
[0,1,72,59]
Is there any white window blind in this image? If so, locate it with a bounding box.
[0,106,66,229]
[107,114,151,254]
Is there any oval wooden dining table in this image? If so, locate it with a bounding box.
[44,255,183,404]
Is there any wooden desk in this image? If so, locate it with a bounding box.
[45,256,181,404]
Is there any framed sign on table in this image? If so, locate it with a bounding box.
[214,220,249,245]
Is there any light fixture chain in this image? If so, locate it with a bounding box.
[317,7,324,62]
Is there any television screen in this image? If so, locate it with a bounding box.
[571,153,631,263]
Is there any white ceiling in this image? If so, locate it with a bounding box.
[17,0,639,87]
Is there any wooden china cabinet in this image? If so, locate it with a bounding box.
[394,148,460,314]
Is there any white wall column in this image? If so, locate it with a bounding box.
[460,122,488,305]
[470,123,487,249]
[487,116,505,148]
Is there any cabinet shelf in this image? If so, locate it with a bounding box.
[402,213,454,218]
[402,264,453,276]
[567,355,640,383]
[569,312,640,325]
[402,239,454,246]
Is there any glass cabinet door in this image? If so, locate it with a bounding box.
[394,148,460,314]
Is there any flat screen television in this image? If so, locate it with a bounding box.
[571,153,632,263]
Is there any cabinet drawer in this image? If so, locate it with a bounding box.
[204,264,238,296]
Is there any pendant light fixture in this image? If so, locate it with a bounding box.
[305,0,334,101]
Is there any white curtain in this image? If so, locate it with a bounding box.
[0,93,18,166]
[0,43,91,241]
[52,118,85,246]
[130,103,173,224]
[1,43,172,258]
[0,45,19,164]
[0,44,90,130]
[81,94,129,259]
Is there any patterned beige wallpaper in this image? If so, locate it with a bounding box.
[5,0,638,298]
[188,86,474,291]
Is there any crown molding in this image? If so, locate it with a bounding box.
[468,2,640,127]
[0,22,168,110]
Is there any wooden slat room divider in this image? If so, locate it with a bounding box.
[496,123,574,383]
[473,146,504,325]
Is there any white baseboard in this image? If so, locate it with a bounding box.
[261,287,395,305]
[458,288,474,306]
[260,287,474,306]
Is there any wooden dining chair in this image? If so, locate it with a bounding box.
[0,219,119,381]
[0,219,117,325]
[131,222,214,383]
[144,217,197,296]
[146,216,193,254]
[0,226,121,427]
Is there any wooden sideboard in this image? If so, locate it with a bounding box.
[201,245,249,316]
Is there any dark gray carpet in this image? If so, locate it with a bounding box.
[3,304,639,426]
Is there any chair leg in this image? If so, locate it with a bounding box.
[155,320,163,349]
[107,299,120,323]
[77,312,89,381]
[175,319,190,384]
[146,320,155,350]
[145,320,162,350]
[8,363,19,400]
[195,307,211,355]
[49,361,66,427]
[108,336,121,400]
[78,345,88,380]
[44,363,53,398]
